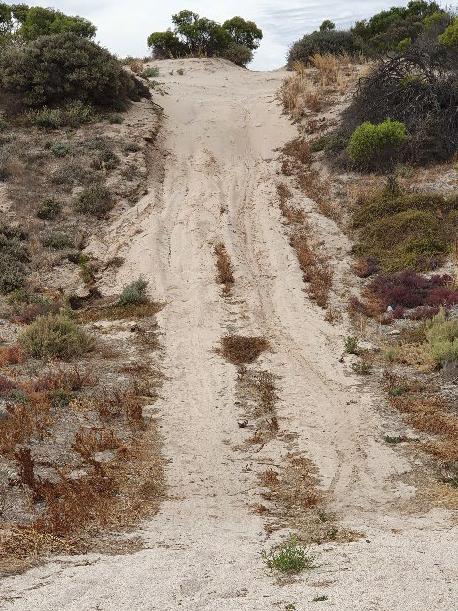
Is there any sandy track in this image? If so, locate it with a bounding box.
[1,58,456,611]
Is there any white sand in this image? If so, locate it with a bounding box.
[1,58,456,611]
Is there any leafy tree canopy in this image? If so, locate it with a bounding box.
[147,10,262,66]
[0,3,96,43]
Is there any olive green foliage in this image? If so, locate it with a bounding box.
[118,278,148,306]
[50,142,71,157]
[75,183,113,217]
[352,1,446,54]
[142,66,160,78]
[220,42,253,66]
[320,20,336,32]
[425,310,458,366]
[0,32,148,110]
[347,120,407,166]
[352,185,458,272]
[19,312,93,359]
[0,3,96,44]
[262,536,314,574]
[0,224,28,293]
[438,17,458,46]
[36,198,61,220]
[288,29,356,65]
[26,101,93,128]
[147,10,262,66]
[42,232,74,250]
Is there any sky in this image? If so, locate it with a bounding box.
[27,1,414,69]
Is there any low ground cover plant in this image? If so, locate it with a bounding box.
[352,185,458,272]
[219,335,269,365]
[75,183,113,217]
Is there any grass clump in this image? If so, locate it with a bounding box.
[19,313,93,360]
[50,142,71,157]
[347,120,407,168]
[118,278,148,306]
[344,336,359,354]
[75,183,113,217]
[425,310,458,367]
[219,335,269,365]
[36,198,61,220]
[26,102,93,129]
[262,536,314,574]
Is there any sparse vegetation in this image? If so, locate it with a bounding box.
[36,199,62,220]
[344,336,359,354]
[0,225,28,294]
[42,232,74,250]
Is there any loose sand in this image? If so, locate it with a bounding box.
[1,58,456,611]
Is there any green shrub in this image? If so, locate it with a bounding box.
[425,311,458,366]
[42,232,75,250]
[438,17,458,46]
[0,32,149,109]
[142,66,160,78]
[262,536,314,574]
[0,225,28,294]
[118,278,148,306]
[75,183,113,217]
[344,336,359,354]
[19,312,93,360]
[36,199,62,220]
[26,107,62,129]
[288,30,357,66]
[347,120,407,166]
[220,42,252,66]
[51,142,71,157]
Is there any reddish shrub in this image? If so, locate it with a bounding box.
[407,305,440,320]
[0,375,16,393]
[353,257,379,278]
[367,272,457,311]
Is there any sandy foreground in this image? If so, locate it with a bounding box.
[0,58,456,610]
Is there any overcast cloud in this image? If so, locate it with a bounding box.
[27,1,412,69]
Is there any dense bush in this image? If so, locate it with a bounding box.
[220,43,253,66]
[352,1,447,54]
[0,33,150,110]
[19,312,93,359]
[0,225,28,294]
[147,11,262,66]
[287,29,356,66]
[75,183,113,217]
[352,185,458,272]
[333,38,458,165]
[347,120,407,167]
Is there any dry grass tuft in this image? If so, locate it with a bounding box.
[214,242,234,295]
[219,335,269,365]
[290,228,332,308]
[78,301,163,323]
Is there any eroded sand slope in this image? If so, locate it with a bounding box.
[1,58,456,611]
